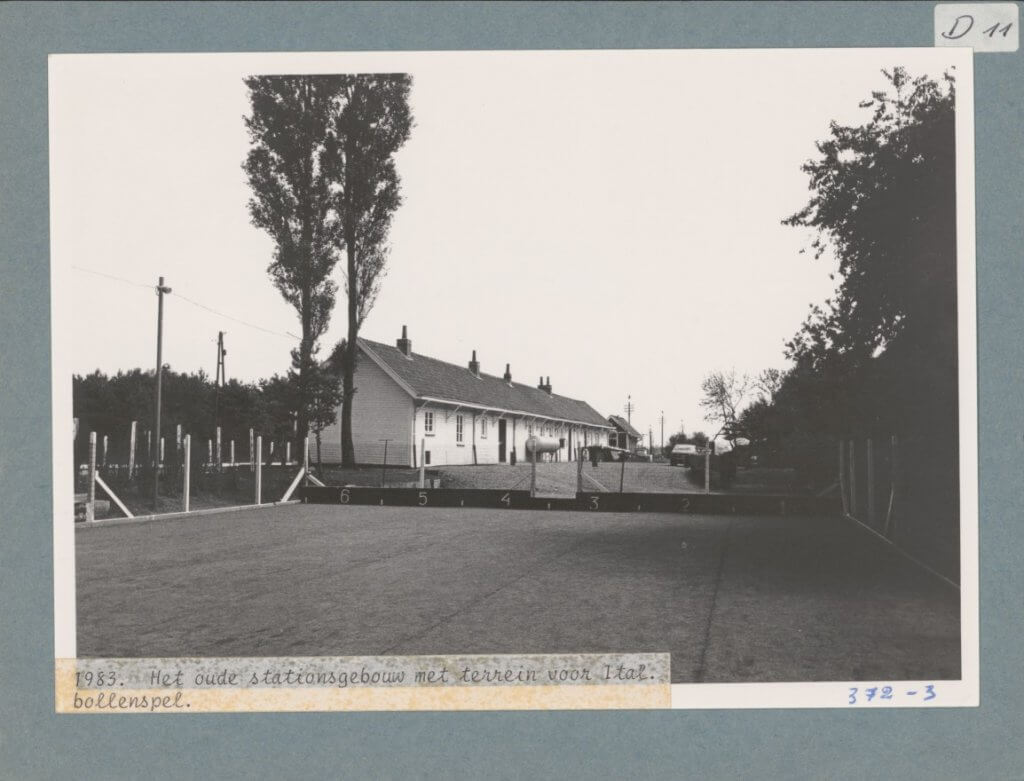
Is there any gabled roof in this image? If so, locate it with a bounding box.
[358,338,610,428]
[608,414,641,439]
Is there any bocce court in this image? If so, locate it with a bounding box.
[75,503,960,683]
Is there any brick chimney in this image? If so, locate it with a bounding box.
[468,349,480,377]
[396,325,412,358]
[503,363,512,384]
[538,376,552,394]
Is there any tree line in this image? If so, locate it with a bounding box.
[698,68,958,494]
[73,365,342,467]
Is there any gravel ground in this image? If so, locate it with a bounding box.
[77,503,959,683]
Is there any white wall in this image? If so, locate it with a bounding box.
[320,354,414,466]
[415,406,474,466]
[413,405,608,466]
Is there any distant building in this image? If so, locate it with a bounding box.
[319,326,612,466]
[607,415,642,453]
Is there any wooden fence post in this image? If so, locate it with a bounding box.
[255,435,262,505]
[128,421,137,481]
[175,424,182,464]
[215,426,222,471]
[101,434,108,468]
[160,437,165,467]
[303,435,310,487]
[419,438,426,489]
[286,440,291,465]
[86,432,97,522]
[704,449,711,495]
[884,434,899,537]
[249,428,255,471]
[183,434,191,513]
[230,440,236,467]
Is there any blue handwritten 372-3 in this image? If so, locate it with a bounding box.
[847,685,936,704]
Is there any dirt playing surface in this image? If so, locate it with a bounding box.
[76,504,959,683]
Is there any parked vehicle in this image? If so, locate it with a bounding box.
[669,443,699,467]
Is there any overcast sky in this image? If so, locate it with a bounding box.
[50,48,960,445]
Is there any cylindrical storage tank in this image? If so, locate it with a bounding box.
[525,435,561,455]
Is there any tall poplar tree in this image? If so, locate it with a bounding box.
[243,75,344,450]
[325,74,413,467]
[244,74,412,465]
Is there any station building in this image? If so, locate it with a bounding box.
[607,415,643,453]
[318,327,612,467]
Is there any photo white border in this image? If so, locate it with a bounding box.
[49,47,978,710]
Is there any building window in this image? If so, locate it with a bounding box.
[481,417,488,438]
[425,450,431,465]
[424,410,434,435]
[456,415,464,444]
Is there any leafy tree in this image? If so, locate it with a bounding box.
[783,66,956,376]
[772,66,958,506]
[244,74,413,468]
[73,368,262,467]
[737,369,789,464]
[699,369,750,439]
[753,368,786,403]
[324,75,413,467]
[216,379,266,444]
[243,75,344,452]
[258,374,298,465]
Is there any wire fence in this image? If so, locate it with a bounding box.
[838,433,959,579]
[74,422,307,520]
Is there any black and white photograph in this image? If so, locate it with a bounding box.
[49,47,977,710]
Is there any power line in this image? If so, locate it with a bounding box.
[71,265,153,290]
[72,264,300,341]
[171,291,300,340]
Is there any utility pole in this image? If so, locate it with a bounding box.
[152,276,172,510]
[214,330,226,425]
[623,395,635,425]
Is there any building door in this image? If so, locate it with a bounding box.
[498,419,507,463]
